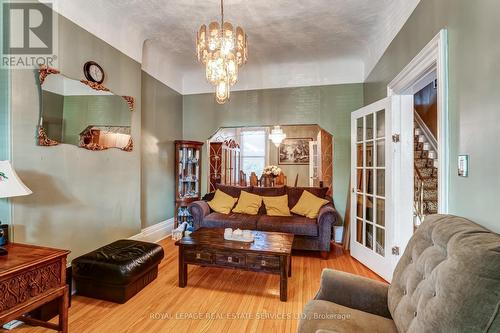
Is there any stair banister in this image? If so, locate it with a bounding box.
[414,110,438,156]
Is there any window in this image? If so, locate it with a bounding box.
[240,129,266,179]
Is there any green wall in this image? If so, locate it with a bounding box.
[0,69,10,226]
[364,0,500,232]
[10,13,142,261]
[141,71,183,227]
[183,84,364,221]
[0,0,10,225]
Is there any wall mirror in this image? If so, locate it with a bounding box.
[207,124,333,192]
[37,66,134,151]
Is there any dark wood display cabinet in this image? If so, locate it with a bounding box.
[175,140,204,228]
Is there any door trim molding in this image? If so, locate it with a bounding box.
[387,29,449,214]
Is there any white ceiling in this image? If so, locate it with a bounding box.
[49,0,420,94]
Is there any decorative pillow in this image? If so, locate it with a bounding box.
[208,189,238,214]
[262,195,291,217]
[287,186,329,208]
[291,190,330,219]
[232,191,262,215]
[252,186,287,214]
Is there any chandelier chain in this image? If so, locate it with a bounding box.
[221,0,224,27]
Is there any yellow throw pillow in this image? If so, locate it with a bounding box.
[208,189,238,214]
[262,195,291,217]
[232,191,262,215]
[291,190,330,219]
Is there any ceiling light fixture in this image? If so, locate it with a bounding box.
[269,126,286,147]
[196,0,248,104]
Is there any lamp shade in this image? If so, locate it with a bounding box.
[0,161,32,198]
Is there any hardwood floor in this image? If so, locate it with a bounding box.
[9,238,385,333]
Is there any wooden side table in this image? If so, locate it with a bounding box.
[0,243,70,332]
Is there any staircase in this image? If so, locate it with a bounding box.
[414,116,438,225]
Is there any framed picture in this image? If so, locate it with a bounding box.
[278,138,313,165]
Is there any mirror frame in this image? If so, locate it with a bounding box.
[37,65,135,152]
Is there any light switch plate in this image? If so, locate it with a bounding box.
[458,155,469,177]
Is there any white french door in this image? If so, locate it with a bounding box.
[350,98,394,281]
[309,141,319,186]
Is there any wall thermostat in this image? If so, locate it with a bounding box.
[458,155,469,177]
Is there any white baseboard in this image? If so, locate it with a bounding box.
[129,218,174,243]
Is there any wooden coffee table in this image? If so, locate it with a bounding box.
[175,228,294,301]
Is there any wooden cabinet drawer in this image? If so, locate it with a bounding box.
[246,254,280,272]
[185,249,213,264]
[215,252,246,267]
[0,260,62,312]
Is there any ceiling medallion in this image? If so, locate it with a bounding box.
[196,0,248,104]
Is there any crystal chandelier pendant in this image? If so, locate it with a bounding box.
[216,80,230,104]
[196,0,247,104]
[269,126,287,147]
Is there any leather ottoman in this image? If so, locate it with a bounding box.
[72,239,164,303]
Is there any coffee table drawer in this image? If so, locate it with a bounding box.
[215,252,246,267]
[246,254,280,272]
[185,249,213,264]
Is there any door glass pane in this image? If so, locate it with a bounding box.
[357,144,364,167]
[356,219,363,244]
[376,170,385,196]
[356,194,363,218]
[376,110,385,138]
[353,107,387,262]
[357,117,364,142]
[356,169,363,192]
[376,140,385,167]
[366,142,374,167]
[366,114,374,140]
[365,223,373,249]
[376,227,385,256]
[377,198,385,226]
[366,195,373,222]
[366,169,373,195]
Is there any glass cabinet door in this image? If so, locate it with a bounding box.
[175,140,203,227]
[177,147,200,199]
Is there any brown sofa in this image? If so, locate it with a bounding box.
[188,185,341,256]
[298,214,500,332]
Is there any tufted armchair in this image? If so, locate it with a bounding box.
[298,214,500,333]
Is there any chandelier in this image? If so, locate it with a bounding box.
[196,0,248,104]
[269,126,286,147]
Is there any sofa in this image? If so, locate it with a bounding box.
[188,185,341,256]
[298,214,500,333]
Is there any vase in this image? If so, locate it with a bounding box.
[262,174,277,187]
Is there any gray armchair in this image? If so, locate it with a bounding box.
[299,214,500,333]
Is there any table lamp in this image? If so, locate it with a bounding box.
[0,161,33,256]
